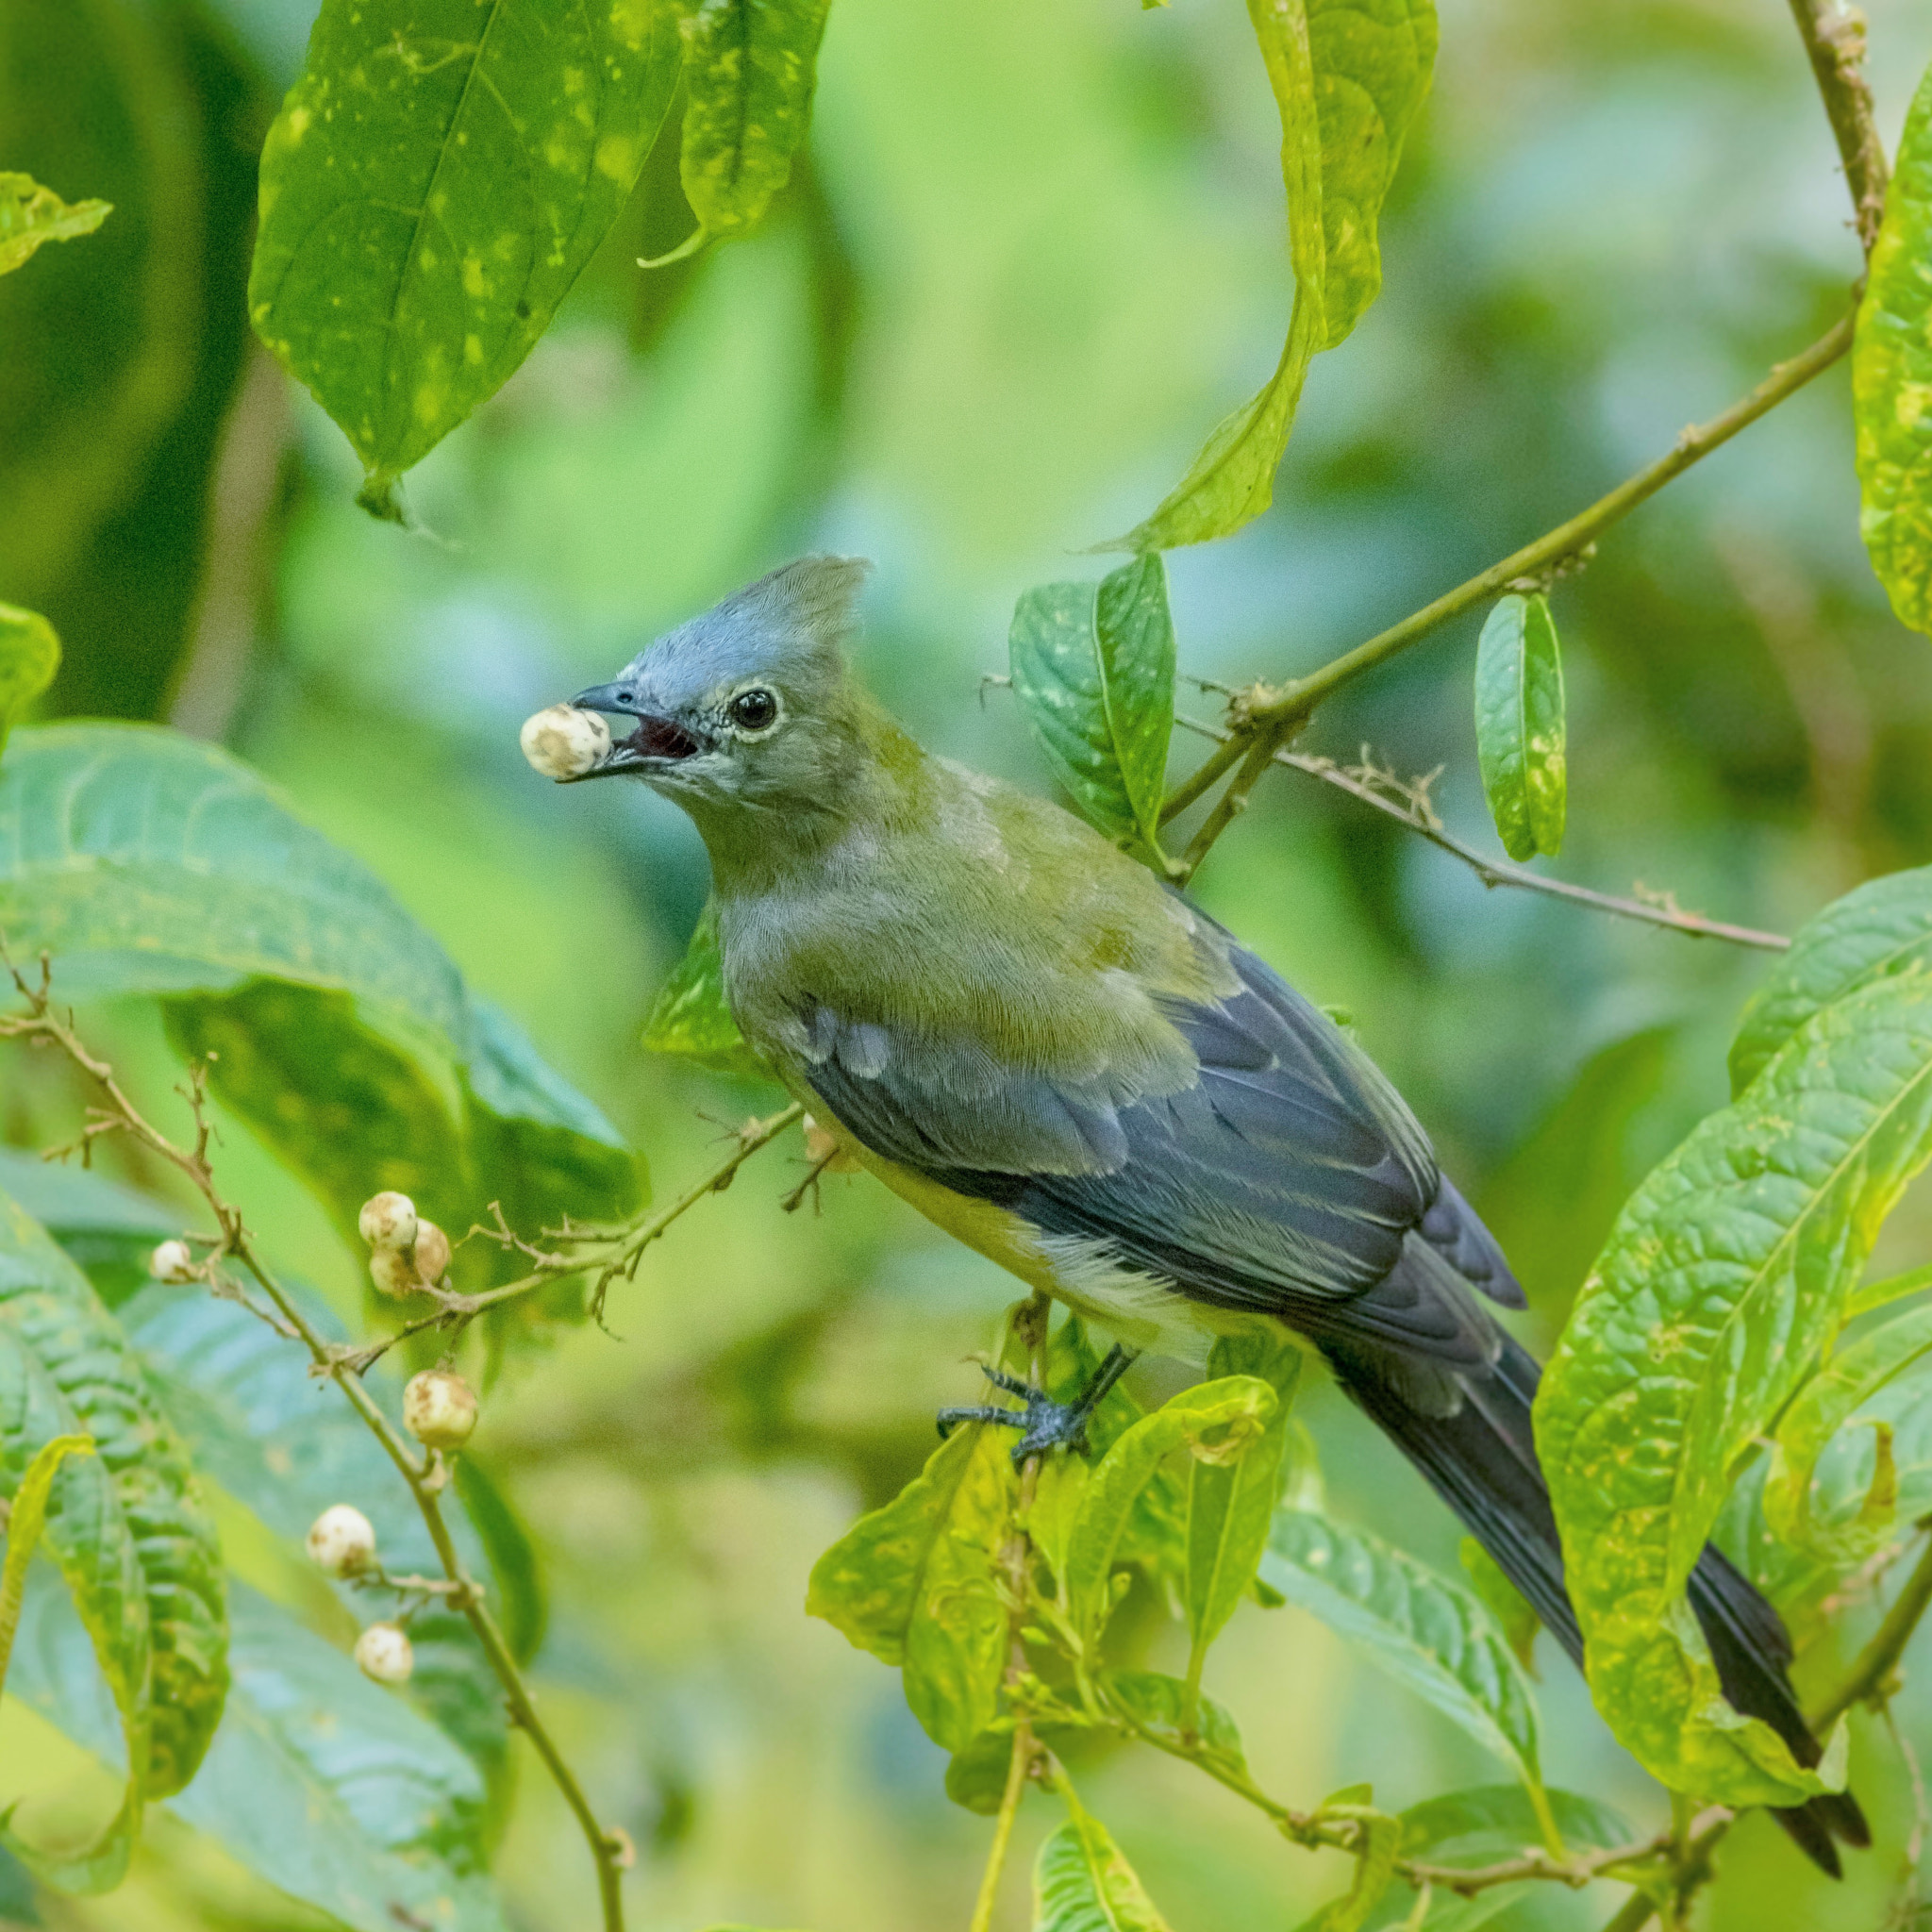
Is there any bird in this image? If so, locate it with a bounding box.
[562,554,1866,1874]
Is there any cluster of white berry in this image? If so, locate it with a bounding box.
[296,1191,486,1689]
[358,1190,453,1299]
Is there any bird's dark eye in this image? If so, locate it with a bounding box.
[728,688,778,731]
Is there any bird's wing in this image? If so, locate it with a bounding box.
[797,936,1524,1341]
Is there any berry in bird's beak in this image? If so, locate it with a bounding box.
[520,704,611,780]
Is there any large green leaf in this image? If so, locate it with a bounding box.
[8,1573,505,1932]
[1855,59,1932,634]
[1102,1670,1248,1786]
[641,896,769,1078]
[0,724,639,1273]
[1730,864,1932,1096]
[0,1193,225,1803]
[1008,557,1176,850]
[678,0,833,241]
[0,174,110,277]
[1259,1511,1542,1795]
[1063,1378,1277,1650]
[250,0,684,505]
[1032,1799,1174,1932]
[1474,592,1565,862]
[1110,0,1434,550]
[1308,0,1437,347]
[0,607,58,759]
[1537,974,1932,1806]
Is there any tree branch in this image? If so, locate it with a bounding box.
[1,949,632,1932]
[1787,0,1890,253]
[1161,314,1855,864]
[1174,714,1792,951]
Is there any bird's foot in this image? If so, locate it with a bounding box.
[936,1345,1136,1466]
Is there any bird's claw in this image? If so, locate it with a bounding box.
[935,1346,1135,1466]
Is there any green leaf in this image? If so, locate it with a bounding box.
[0,1432,93,1698]
[1064,1377,1277,1649]
[250,0,684,497]
[1457,1538,1539,1674]
[0,724,639,1274]
[1032,1799,1174,1932]
[678,0,833,241]
[1308,0,1437,348]
[1258,1510,1542,1793]
[8,1573,505,1932]
[1730,864,1932,1096]
[1183,1343,1299,1688]
[1103,1670,1248,1785]
[1855,60,1932,634]
[0,607,58,758]
[641,896,770,1078]
[1397,1785,1628,1862]
[1008,558,1176,849]
[0,173,110,277]
[1474,592,1565,861]
[0,1192,226,1804]
[1766,1299,1932,1560]
[0,1151,176,1312]
[1291,1810,1399,1932]
[1536,973,1932,1807]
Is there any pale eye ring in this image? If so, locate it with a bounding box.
[728,688,778,732]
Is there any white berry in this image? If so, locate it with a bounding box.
[149,1240,198,1284]
[520,705,611,781]
[412,1219,452,1285]
[404,1370,478,1450]
[354,1621,413,1687]
[369,1248,423,1299]
[358,1191,418,1252]
[306,1503,376,1578]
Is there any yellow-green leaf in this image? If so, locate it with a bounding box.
[1474,592,1566,861]
[641,895,770,1078]
[0,1430,94,1698]
[1033,1796,1174,1932]
[1855,59,1932,633]
[249,0,684,500]
[1537,974,1932,1807]
[0,173,109,276]
[0,605,58,758]
[678,0,833,241]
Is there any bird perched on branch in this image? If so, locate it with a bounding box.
[560,556,1864,1874]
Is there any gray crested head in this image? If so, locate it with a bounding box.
[571,556,874,819]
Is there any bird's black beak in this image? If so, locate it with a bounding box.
[567,683,707,779]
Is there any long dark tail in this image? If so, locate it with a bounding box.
[1323,1329,1869,1876]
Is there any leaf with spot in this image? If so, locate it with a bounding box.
[1109,0,1434,550]
[678,0,833,241]
[1730,864,1932,1095]
[1008,556,1175,849]
[1855,60,1932,634]
[1537,973,1932,1807]
[1259,1511,1544,1802]
[807,1423,1017,1751]
[0,724,641,1324]
[249,0,686,505]
[1032,1795,1174,1932]
[0,173,110,276]
[1474,592,1565,861]
[641,895,771,1078]
[0,606,58,759]
[0,1431,93,1699]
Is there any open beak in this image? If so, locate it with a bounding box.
[567,684,707,780]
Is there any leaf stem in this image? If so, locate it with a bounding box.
[0,950,632,1932]
[1162,313,1855,864]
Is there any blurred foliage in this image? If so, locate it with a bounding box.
[6,0,1932,1928]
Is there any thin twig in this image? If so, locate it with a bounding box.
[1,948,632,1932]
[1174,714,1792,951]
[1161,314,1855,865]
[1787,0,1890,253]
[1813,1529,1932,1726]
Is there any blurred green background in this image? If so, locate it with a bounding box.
[5,0,1932,1924]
